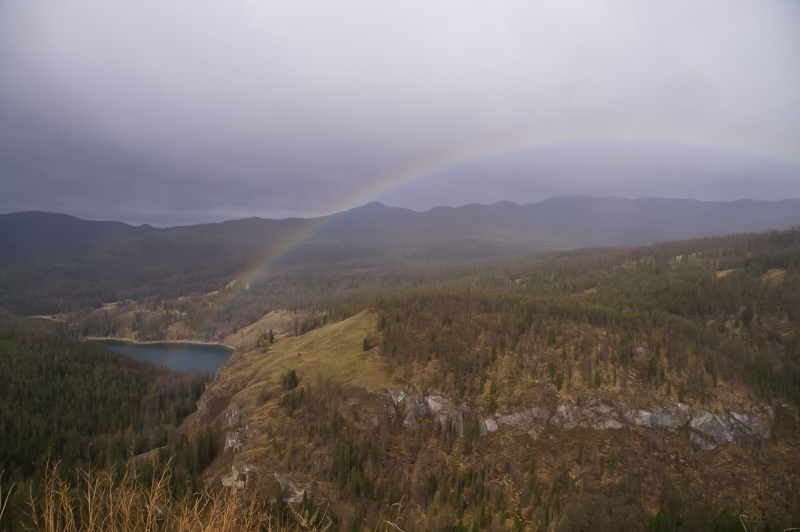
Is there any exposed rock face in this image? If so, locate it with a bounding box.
[274,473,305,503]
[547,399,623,431]
[452,412,465,438]
[690,431,718,451]
[222,403,241,428]
[411,394,434,418]
[531,406,550,422]
[224,431,243,453]
[384,388,408,406]
[221,463,260,489]
[397,391,772,452]
[550,403,582,429]
[195,394,209,420]
[222,402,258,453]
[480,417,499,434]
[729,409,771,440]
[401,393,469,435]
[688,407,771,448]
[624,403,690,430]
[221,465,306,502]
[690,410,733,446]
[403,409,418,430]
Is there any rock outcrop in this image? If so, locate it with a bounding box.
[398,392,468,437]
[221,464,306,503]
[221,402,259,453]
[221,463,260,489]
[397,392,773,452]
[689,407,771,447]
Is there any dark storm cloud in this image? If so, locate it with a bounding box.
[1,0,799,224]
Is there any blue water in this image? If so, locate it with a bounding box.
[93,339,233,375]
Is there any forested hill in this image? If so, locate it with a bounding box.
[0,310,213,529]
[1,197,799,315]
[0,211,152,252]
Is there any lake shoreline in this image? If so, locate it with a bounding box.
[85,336,235,350]
[89,337,234,374]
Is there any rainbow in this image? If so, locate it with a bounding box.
[339,134,800,210]
[194,134,800,337]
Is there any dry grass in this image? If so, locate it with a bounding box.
[224,309,306,351]
[26,460,331,532]
[184,309,397,505]
[217,309,393,399]
[761,268,786,283]
[0,471,14,523]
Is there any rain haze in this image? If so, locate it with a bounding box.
[1,0,799,226]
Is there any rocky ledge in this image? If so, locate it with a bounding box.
[387,390,773,451]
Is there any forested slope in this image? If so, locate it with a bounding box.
[180,228,800,531]
[0,312,214,530]
[2,226,799,531]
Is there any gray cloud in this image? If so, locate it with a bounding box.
[1,0,798,225]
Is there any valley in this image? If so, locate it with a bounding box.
[1,201,799,531]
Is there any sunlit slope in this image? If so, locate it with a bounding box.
[184,308,393,493]
[219,308,391,394]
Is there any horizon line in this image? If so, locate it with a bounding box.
[4,194,800,228]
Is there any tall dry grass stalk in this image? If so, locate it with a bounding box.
[0,470,15,524]
[27,460,330,532]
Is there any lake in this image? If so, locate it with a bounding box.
[93,339,233,375]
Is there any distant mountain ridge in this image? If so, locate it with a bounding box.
[3,197,800,255]
[0,211,153,252]
[310,196,800,253]
[1,197,799,314]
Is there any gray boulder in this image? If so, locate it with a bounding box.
[663,403,691,428]
[593,418,623,430]
[550,404,579,428]
[690,431,718,451]
[690,410,733,446]
[625,409,654,428]
[496,410,534,433]
[628,404,690,429]
[531,406,551,422]
[729,410,770,441]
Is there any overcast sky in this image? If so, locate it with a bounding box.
[1,1,799,225]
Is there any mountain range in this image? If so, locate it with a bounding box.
[4,196,800,255]
[1,196,799,314]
